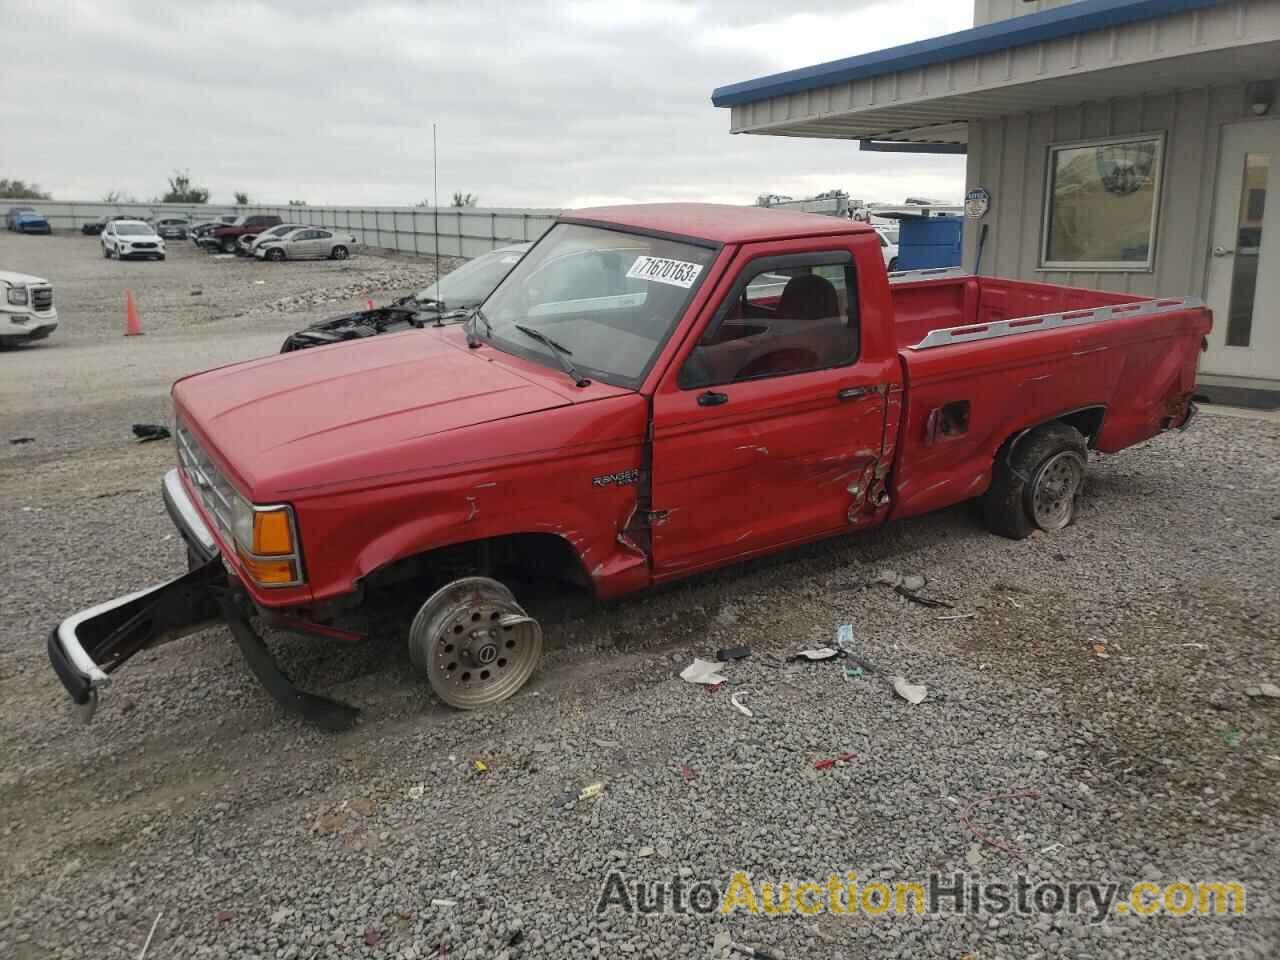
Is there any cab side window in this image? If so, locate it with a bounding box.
[680,257,858,388]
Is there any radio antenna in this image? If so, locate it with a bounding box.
[433,122,442,325]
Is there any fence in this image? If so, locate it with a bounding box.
[4,200,564,258]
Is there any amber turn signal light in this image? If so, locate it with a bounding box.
[252,509,295,556]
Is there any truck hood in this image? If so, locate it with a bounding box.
[0,270,50,286]
[173,332,573,497]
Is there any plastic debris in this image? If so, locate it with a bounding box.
[730,691,753,717]
[843,665,864,681]
[814,751,856,770]
[430,898,457,908]
[705,681,725,695]
[407,784,426,801]
[716,646,751,662]
[937,613,977,621]
[680,658,728,685]
[1091,641,1110,659]
[578,781,605,801]
[901,574,927,592]
[473,759,488,773]
[789,647,840,662]
[892,676,928,705]
[1249,683,1280,699]
[9,437,34,445]
[131,423,171,443]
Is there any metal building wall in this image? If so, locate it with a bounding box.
[962,80,1267,297]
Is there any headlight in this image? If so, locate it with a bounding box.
[7,287,29,306]
[229,497,302,586]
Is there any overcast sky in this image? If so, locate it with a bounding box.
[2,0,971,209]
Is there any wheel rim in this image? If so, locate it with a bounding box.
[333,246,348,259]
[409,577,541,709]
[1030,451,1084,530]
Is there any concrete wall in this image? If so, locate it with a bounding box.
[2,201,564,258]
[962,78,1276,297]
[974,0,1087,27]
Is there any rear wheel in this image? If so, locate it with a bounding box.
[982,423,1087,540]
[220,237,237,254]
[408,576,542,709]
[888,257,899,272]
[330,245,349,260]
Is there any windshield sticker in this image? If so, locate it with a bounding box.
[626,256,703,289]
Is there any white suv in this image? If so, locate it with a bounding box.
[101,220,166,261]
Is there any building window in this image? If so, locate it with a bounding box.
[1040,133,1164,271]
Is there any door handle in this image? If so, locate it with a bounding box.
[837,386,874,401]
[697,391,729,407]
[1212,245,1235,257]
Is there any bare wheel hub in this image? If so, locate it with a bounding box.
[1030,450,1085,531]
[408,577,542,709]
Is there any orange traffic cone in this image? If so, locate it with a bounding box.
[124,289,143,336]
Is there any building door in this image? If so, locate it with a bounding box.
[1203,119,1280,380]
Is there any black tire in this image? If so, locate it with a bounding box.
[331,245,349,260]
[888,257,899,272]
[102,244,110,259]
[220,237,237,254]
[157,254,166,261]
[982,423,1088,540]
[267,248,286,262]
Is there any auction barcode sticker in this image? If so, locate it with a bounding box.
[626,256,703,289]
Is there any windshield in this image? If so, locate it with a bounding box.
[478,223,715,389]
[878,228,899,245]
[415,246,528,309]
[116,223,154,236]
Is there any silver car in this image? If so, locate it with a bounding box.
[238,222,308,255]
[255,227,357,261]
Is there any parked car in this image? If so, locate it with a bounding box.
[6,206,36,229]
[281,243,531,351]
[201,215,283,254]
[10,209,51,234]
[47,203,1211,728]
[0,270,57,346]
[238,222,308,256]
[874,225,900,271]
[100,220,165,260]
[81,214,136,236]
[189,216,240,245]
[153,217,191,240]
[254,226,356,261]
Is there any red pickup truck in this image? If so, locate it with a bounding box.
[48,204,1209,728]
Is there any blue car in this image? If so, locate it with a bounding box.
[10,209,51,234]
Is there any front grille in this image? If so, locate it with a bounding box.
[175,420,238,542]
[132,242,157,249]
[31,287,53,311]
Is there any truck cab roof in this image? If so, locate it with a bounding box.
[564,202,871,245]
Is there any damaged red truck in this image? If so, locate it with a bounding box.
[48,204,1210,728]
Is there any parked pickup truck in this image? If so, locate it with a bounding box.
[199,214,283,254]
[47,204,1209,728]
[1,270,58,345]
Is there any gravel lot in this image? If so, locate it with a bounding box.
[1,229,1278,959]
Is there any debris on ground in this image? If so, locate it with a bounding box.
[592,738,621,749]
[892,676,928,705]
[843,665,864,681]
[788,647,840,662]
[473,759,488,774]
[138,910,163,960]
[430,898,457,909]
[578,782,605,801]
[901,573,926,592]
[680,658,729,684]
[131,423,171,443]
[407,784,426,801]
[814,751,856,770]
[873,569,902,587]
[958,789,1041,858]
[9,437,34,445]
[1091,640,1110,659]
[730,691,753,717]
[716,646,751,662]
[1246,683,1280,699]
[894,586,954,609]
[937,613,977,621]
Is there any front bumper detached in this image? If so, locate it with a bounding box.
[46,468,360,730]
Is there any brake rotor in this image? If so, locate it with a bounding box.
[408,577,542,709]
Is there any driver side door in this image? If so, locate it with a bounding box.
[649,241,893,578]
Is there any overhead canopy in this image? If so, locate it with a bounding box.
[711,0,1280,147]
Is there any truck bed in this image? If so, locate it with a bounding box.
[885,269,1211,522]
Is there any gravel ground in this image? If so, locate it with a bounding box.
[2,228,1278,959]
